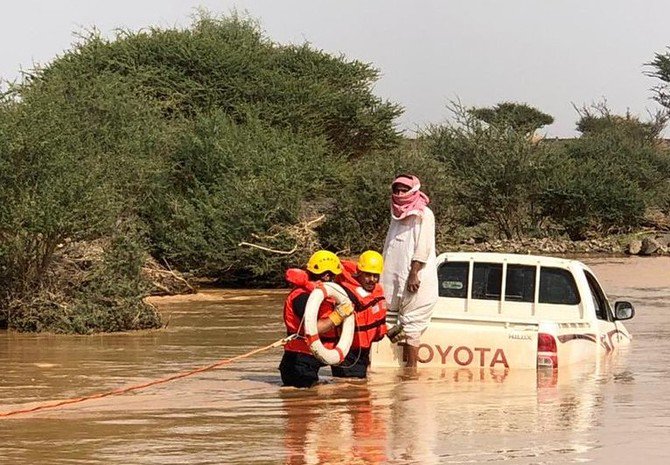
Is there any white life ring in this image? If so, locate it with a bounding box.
[304,281,355,365]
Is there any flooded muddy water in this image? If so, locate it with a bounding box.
[1,256,669,464]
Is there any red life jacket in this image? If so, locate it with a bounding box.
[283,270,339,355]
[338,261,388,349]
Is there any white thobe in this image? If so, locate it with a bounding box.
[381,206,438,335]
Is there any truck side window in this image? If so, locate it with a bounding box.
[506,265,535,302]
[472,263,502,300]
[438,261,469,298]
[539,267,580,305]
[583,270,612,321]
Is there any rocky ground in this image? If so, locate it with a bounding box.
[451,232,670,257]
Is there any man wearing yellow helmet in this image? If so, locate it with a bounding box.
[279,250,353,388]
[331,250,388,379]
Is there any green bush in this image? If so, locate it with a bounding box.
[469,102,554,134]
[539,156,646,240]
[422,105,556,240]
[40,13,402,157]
[1,12,404,330]
[7,230,161,334]
[144,112,344,283]
[318,140,456,254]
[539,109,670,239]
[0,57,171,331]
[571,110,670,199]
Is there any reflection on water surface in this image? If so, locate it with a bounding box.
[1,257,669,464]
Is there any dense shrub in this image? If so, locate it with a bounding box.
[0,70,171,330]
[539,156,646,240]
[539,109,670,239]
[572,109,670,196]
[40,14,402,157]
[0,12,404,330]
[318,140,456,255]
[145,112,343,283]
[422,105,557,240]
[421,102,670,242]
[7,230,161,334]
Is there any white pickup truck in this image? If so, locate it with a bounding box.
[370,252,634,371]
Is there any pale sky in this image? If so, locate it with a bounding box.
[2,0,669,137]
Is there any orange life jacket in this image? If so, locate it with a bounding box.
[338,261,388,349]
[283,270,339,355]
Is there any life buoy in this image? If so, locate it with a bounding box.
[304,281,355,365]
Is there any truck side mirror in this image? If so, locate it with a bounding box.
[614,301,635,320]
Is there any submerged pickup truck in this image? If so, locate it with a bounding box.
[370,252,635,370]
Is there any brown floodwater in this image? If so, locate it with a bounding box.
[1,256,669,464]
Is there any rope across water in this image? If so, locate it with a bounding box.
[0,336,294,418]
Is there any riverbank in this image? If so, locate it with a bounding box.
[452,232,670,256]
[144,252,670,310]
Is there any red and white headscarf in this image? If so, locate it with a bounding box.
[390,174,430,220]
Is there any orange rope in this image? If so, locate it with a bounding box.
[0,336,291,418]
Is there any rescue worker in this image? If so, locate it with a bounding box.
[331,250,388,379]
[381,174,439,369]
[279,250,354,388]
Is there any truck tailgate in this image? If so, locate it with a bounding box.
[371,314,539,370]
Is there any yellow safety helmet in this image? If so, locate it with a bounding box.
[357,250,384,275]
[306,250,342,275]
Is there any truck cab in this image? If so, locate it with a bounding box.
[370,252,634,370]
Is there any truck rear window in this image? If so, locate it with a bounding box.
[506,265,535,302]
[438,262,536,302]
[438,261,468,298]
[472,263,502,300]
[437,261,580,305]
[539,267,580,305]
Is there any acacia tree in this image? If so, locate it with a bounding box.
[424,103,556,240]
[574,101,667,141]
[648,47,670,111]
[43,14,402,158]
[469,102,554,134]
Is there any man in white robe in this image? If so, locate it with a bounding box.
[381,174,438,368]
